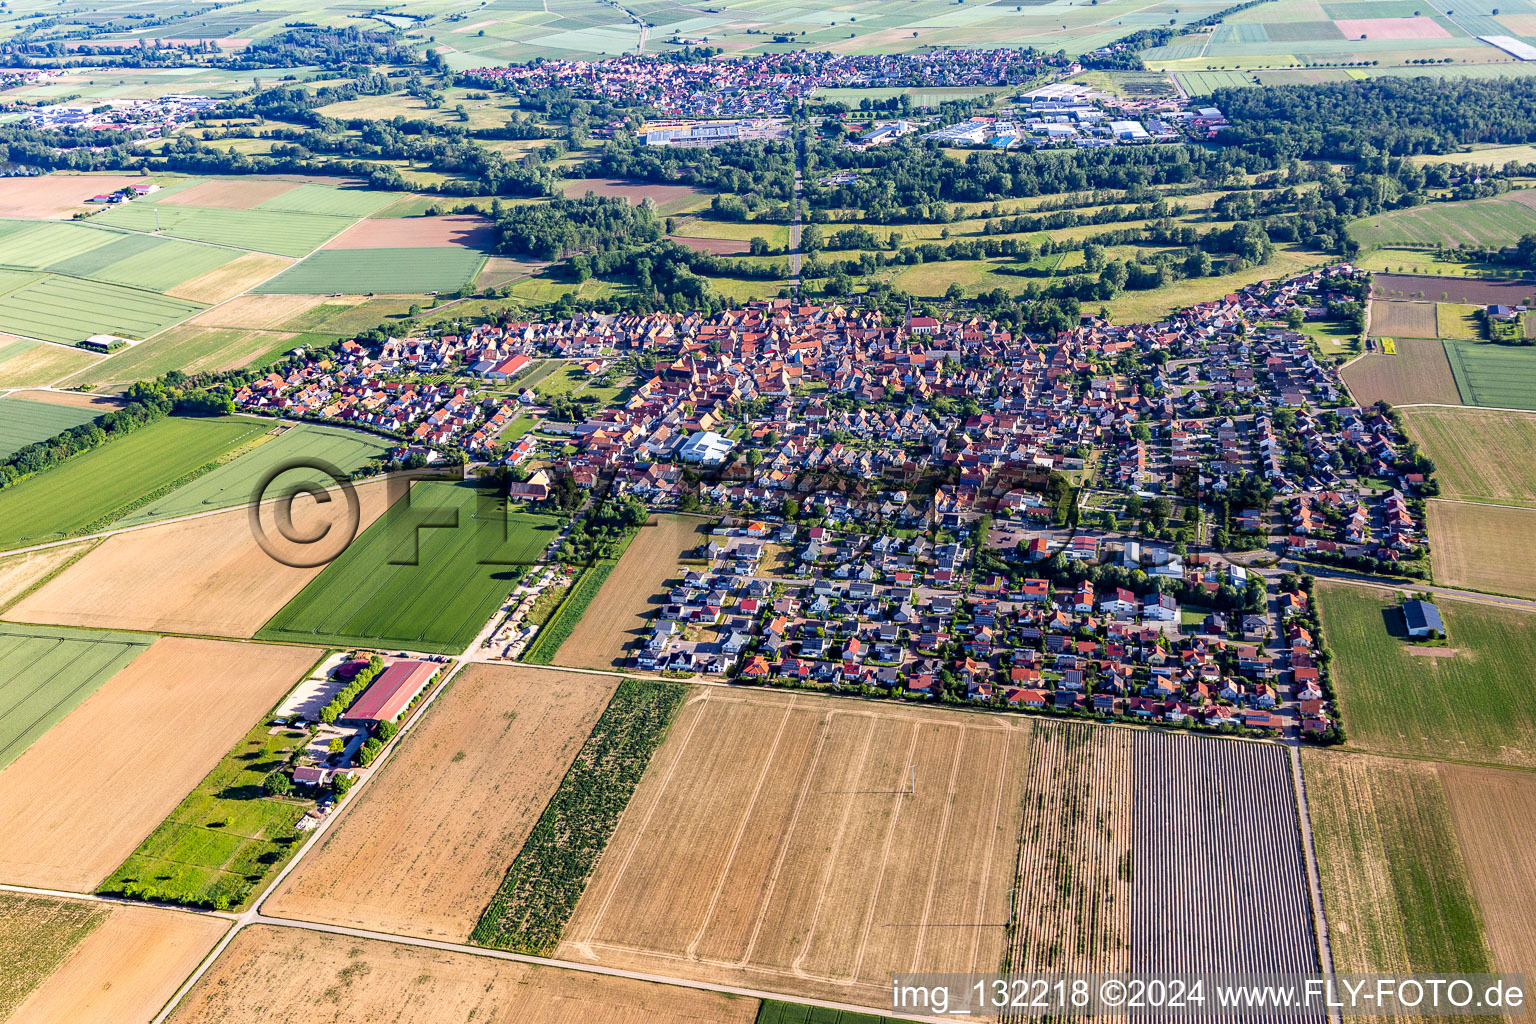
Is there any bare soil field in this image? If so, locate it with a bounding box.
[8,478,397,637]
[0,637,319,890]
[1439,763,1536,975]
[167,925,758,1024]
[1372,273,1536,306]
[1369,299,1438,339]
[1333,16,1450,38]
[1427,500,1536,598]
[556,515,709,670]
[0,175,137,219]
[0,540,95,613]
[266,664,617,941]
[668,235,751,255]
[1341,338,1461,406]
[189,292,328,330]
[8,902,226,1024]
[322,214,496,250]
[560,687,1030,1007]
[159,178,300,210]
[167,252,293,303]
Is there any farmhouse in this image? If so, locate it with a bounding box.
[340,659,437,725]
[1402,599,1444,638]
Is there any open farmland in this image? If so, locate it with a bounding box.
[267,664,618,940]
[1349,190,1536,248]
[561,177,709,215]
[1130,732,1316,975]
[554,515,707,670]
[159,177,300,209]
[255,182,400,218]
[1438,764,1536,974]
[1371,273,1536,306]
[88,202,357,258]
[166,926,758,1024]
[0,274,204,345]
[1368,299,1437,339]
[1302,751,1493,978]
[60,324,297,388]
[0,624,150,771]
[0,892,107,1020]
[167,252,292,303]
[1443,338,1536,410]
[1,897,226,1024]
[0,541,96,614]
[0,174,139,219]
[323,213,496,249]
[1316,583,1536,767]
[257,480,560,654]
[0,414,264,550]
[1427,500,1536,598]
[0,395,98,458]
[0,638,318,891]
[1398,407,1536,506]
[1340,337,1461,406]
[45,232,240,292]
[8,477,398,637]
[253,246,487,294]
[0,338,101,389]
[555,687,1034,1006]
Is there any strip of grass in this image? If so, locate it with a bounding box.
[470,678,687,953]
[521,559,615,665]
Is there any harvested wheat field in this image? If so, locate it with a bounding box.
[0,175,137,219]
[158,177,300,209]
[322,214,495,250]
[189,292,328,330]
[0,540,94,613]
[1369,299,1438,339]
[556,515,708,670]
[8,478,398,636]
[2,389,122,411]
[167,252,293,303]
[1341,337,1460,407]
[560,687,1034,1008]
[6,900,226,1024]
[0,637,318,890]
[1427,500,1536,599]
[1439,763,1536,975]
[267,664,617,941]
[168,926,757,1024]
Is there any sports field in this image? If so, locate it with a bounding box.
[0,394,98,458]
[88,202,356,257]
[1443,339,1536,410]
[1427,500,1536,598]
[257,479,561,654]
[1316,583,1536,768]
[253,246,487,294]
[0,414,265,550]
[1398,407,1536,506]
[0,273,204,344]
[1340,337,1461,406]
[1349,190,1536,249]
[0,623,150,771]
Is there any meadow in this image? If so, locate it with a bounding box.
[1316,583,1536,768]
[0,394,99,458]
[0,274,204,344]
[1443,338,1536,410]
[0,414,266,550]
[1398,407,1536,506]
[257,479,561,653]
[253,246,487,294]
[0,624,150,770]
[1349,191,1536,248]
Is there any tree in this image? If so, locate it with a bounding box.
[327,737,345,755]
[782,497,800,520]
[263,771,293,797]
[1124,494,1143,520]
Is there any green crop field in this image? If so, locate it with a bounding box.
[1349,192,1536,249]
[69,236,238,292]
[0,624,151,770]
[252,247,487,294]
[757,1001,922,1024]
[1317,583,1536,769]
[114,423,392,528]
[0,221,121,269]
[87,203,356,258]
[0,275,204,344]
[1443,338,1536,410]
[98,718,317,911]
[257,479,561,654]
[254,183,399,218]
[0,415,266,550]
[0,396,99,458]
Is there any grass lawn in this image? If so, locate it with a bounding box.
[1317,583,1536,769]
[98,719,318,910]
[0,624,151,770]
[1300,318,1362,358]
[497,414,538,442]
[1443,338,1536,410]
[0,415,266,550]
[0,396,99,458]
[256,479,560,654]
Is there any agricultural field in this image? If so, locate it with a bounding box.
[253,246,487,294]
[522,559,619,665]
[257,479,561,654]
[1349,190,1536,248]
[0,638,319,891]
[1427,500,1536,598]
[165,926,758,1024]
[0,414,265,551]
[1129,732,1316,973]
[0,540,96,614]
[0,338,102,389]
[1340,337,1461,406]
[1372,273,1536,306]
[1438,764,1536,974]
[0,894,226,1024]
[60,324,300,389]
[1436,302,1483,340]
[0,624,151,771]
[0,174,140,220]
[0,395,98,458]
[44,233,241,293]
[87,201,357,258]
[0,274,204,345]
[1443,338,1536,410]
[1357,247,1510,279]
[324,213,497,249]
[1316,582,1536,767]
[552,515,708,670]
[1398,407,1536,506]
[562,178,710,216]
[1368,298,1437,339]
[267,664,617,940]
[1303,751,1494,978]
[7,477,397,637]
[167,252,293,303]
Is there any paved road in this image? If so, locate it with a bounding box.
[1302,564,1536,613]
